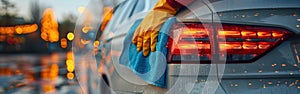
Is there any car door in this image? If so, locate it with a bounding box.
[99,0,158,93]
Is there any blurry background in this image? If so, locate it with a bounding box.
[0,0,121,93]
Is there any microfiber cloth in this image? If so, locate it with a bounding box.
[119,17,177,88]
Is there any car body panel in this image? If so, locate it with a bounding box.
[99,0,300,93]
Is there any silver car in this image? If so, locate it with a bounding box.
[97,0,300,93]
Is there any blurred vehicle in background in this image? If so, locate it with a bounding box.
[98,0,300,93]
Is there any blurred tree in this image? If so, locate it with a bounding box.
[29,0,49,23]
[59,14,77,51]
[25,1,50,53]
[59,13,77,39]
[0,0,16,15]
[0,0,18,26]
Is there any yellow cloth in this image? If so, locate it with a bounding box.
[132,0,178,56]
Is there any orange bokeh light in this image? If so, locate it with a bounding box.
[0,24,38,35]
[49,64,59,80]
[82,25,93,33]
[66,51,74,60]
[94,40,99,47]
[41,8,59,42]
[60,38,68,48]
[67,73,74,80]
[66,59,75,72]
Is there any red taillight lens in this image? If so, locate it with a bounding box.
[167,23,291,63]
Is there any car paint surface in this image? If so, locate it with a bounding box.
[98,0,300,93]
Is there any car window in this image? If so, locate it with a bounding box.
[101,0,160,41]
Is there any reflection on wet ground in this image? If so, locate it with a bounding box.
[0,52,82,94]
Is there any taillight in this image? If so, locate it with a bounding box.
[167,23,292,63]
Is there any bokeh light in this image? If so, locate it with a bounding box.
[78,6,85,14]
[67,32,75,41]
[41,8,59,42]
[67,72,74,80]
[60,38,68,48]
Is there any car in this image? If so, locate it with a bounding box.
[97,0,300,93]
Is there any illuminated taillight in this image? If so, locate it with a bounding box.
[167,23,292,63]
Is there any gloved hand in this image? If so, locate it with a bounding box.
[132,0,178,56]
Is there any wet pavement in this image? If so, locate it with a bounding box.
[0,52,82,94]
